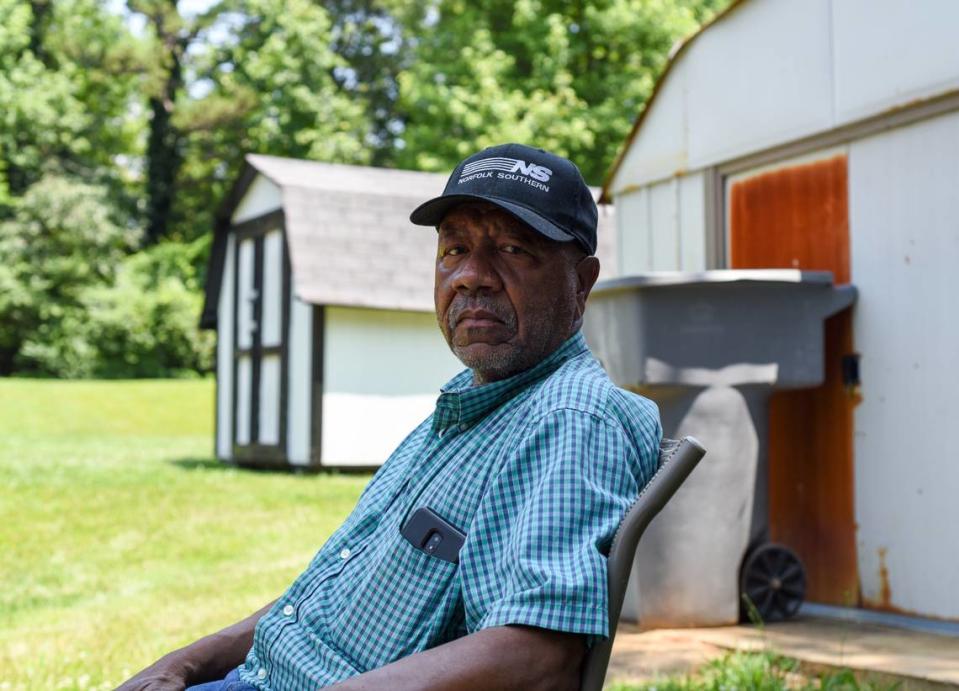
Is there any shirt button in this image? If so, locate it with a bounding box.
[282,604,294,616]
[257,668,267,680]
[339,547,351,560]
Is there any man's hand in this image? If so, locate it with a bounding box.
[326,624,586,691]
[114,653,193,691]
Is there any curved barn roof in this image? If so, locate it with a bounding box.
[602,0,959,201]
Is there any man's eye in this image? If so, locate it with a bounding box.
[443,246,465,257]
[501,245,524,255]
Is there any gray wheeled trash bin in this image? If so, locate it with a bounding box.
[582,270,856,628]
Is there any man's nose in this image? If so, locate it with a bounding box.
[452,248,503,294]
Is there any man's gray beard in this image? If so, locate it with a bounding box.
[443,294,519,377]
[443,284,576,382]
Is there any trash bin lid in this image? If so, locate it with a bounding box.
[584,270,856,389]
[593,269,836,292]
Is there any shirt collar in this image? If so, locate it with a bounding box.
[432,331,589,434]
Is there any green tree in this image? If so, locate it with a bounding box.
[324,0,425,164]
[0,0,142,211]
[0,174,139,375]
[393,0,730,183]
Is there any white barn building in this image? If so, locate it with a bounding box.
[602,0,959,623]
[202,155,617,471]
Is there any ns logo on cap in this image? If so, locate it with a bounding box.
[460,157,553,183]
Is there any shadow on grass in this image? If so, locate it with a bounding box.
[168,457,299,475]
[167,457,367,476]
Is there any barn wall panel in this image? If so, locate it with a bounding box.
[832,0,959,124]
[849,110,959,620]
[321,307,462,467]
[615,173,707,274]
[649,179,679,270]
[611,60,689,194]
[610,0,959,194]
[685,0,834,171]
[678,173,707,271]
[616,189,652,275]
[215,234,235,459]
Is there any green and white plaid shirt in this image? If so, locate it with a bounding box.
[238,332,661,690]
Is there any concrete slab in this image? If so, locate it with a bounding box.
[606,615,959,689]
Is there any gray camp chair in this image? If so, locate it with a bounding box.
[580,436,707,691]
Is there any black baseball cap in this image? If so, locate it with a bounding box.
[409,143,598,255]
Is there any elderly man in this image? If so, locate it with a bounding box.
[118,143,661,691]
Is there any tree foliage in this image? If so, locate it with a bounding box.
[0,0,142,210]
[0,174,139,374]
[0,174,213,377]
[392,0,729,183]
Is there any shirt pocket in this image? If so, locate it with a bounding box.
[322,535,461,672]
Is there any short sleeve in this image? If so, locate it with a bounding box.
[459,406,660,641]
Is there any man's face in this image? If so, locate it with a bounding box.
[435,202,599,384]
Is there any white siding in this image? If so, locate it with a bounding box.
[232,174,281,223]
[261,229,283,346]
[215,234,235,458]
[649,180,679,270]
[258,354,280,445]
[849,110,959,619]
[321,307,463,467]
[832,0,959,123]
[614,59,689,190]
[685,0,835,170]
[615,173,706,274]
[617,188,652,275]
[236,355,252,446]
[236,238,255,350]
[678,173,706,270]
[286,292,313,466]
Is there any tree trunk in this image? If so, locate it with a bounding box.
[144,41,183,245]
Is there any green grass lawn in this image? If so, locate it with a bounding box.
[0,378,370,690]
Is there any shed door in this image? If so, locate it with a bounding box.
[726,153,859,607]
[233,217,289,463]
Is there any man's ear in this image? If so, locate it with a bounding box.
[576,256,601,303]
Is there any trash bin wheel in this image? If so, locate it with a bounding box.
[739,543,806,623]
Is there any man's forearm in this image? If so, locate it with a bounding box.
[325,625,584,691]
[173,600,274,683]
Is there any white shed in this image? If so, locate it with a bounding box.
[202,155,618,471]
[603,0,959,623]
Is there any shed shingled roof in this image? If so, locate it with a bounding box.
[254,154,449,314]
[201,154,616,328]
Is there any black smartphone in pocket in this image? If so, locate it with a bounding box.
[400,507,466,564]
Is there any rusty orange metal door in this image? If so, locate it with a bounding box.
[728,155,859,606]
